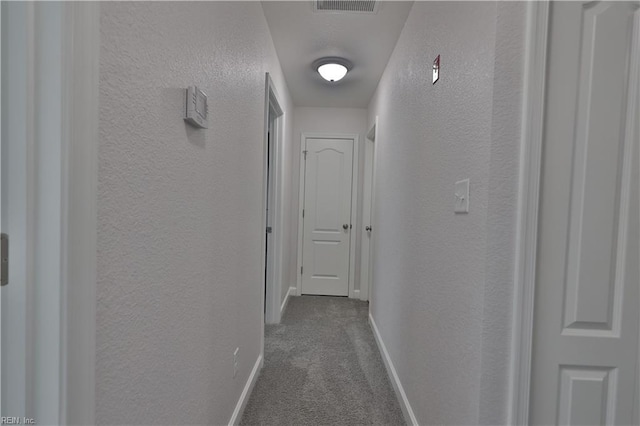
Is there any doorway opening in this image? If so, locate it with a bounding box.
[262,73,285,325]
[360,118,377,303]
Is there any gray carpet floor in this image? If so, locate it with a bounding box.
[240,296,406,426]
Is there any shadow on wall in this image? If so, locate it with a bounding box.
[184,122,206,148]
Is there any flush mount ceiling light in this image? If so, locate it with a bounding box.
[313,57,352,82]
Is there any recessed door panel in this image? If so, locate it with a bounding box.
[558,367,617,426]
[311,240,341,279]
[562,1,638,336]
[313,148,345,232]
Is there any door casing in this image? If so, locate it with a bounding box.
[296,133,359,299]
[0,2,99,423]
[262,73,285,325]
[360,119,378,302]
[509,2,551,423]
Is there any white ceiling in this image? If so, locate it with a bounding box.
[262,1,414,108]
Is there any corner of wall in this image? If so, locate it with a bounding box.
[477,2,529,425]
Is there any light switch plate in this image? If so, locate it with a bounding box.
[455,179,470,214]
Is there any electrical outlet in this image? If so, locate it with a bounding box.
[233,347,239,378]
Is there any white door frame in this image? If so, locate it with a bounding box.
[508,2,549,424]
[0,2,98,423]
[369,118,379,305]
[262,73,286,325]
[359,118,378,302]
[63,3,99,423]
[296,133,359,299]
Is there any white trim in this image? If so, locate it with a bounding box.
[289,285,298,297]
[627,8,640,424]
[627,6,640,423]
[349,135,359,299]
[280,286,296,315]
[61,2,100,424]
[354,289,360,299]
[33,3,65,421]
[295,134,306,297]
[359,118,378,302]
[296,133,360,298]
[263,73,286,325]
[369,314,418,426]
[358,138,372,302]
[1,1,3,410]
[508,2,549,425]
[367,117,379,306]
[637,37,640,420]
[227,354,263,426]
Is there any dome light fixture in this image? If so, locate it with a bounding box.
[313,57,352,82]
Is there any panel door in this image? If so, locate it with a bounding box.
[301,138,354,296]
[530,2,640,425]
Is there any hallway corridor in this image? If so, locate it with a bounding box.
[241,297,405,425]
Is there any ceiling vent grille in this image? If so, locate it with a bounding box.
[314,0,379,13]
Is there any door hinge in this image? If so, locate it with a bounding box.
[301,266,303,275]
[302,209,305,218]
[303,150,308,160]
[1,233,8,286]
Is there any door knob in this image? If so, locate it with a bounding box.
[343,224,349,230]
[365,226,372,232]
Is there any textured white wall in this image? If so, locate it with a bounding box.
[290,107,368,299]
[367,2,527,424]
[478,3,528,424]
[97,2,293,424]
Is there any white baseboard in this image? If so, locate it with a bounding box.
[228,353,262,426]
[369,314,418,426]
[280,286,297,315]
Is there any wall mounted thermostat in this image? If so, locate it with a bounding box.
[184,86,208,129]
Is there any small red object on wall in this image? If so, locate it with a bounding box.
[432,55,440,85]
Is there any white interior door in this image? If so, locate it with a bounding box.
[301,137,354,296]
[530,2,640,425]
[359,138,374,301]
[265,113,275,314]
